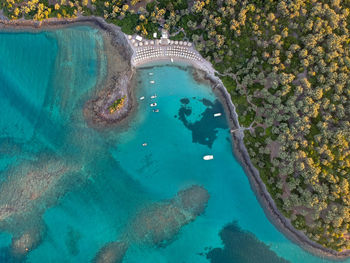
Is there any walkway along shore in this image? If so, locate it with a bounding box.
[0,16,349,260]
[126,26,350,260]
[207,74,350,261]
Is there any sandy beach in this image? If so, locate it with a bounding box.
[133,46,350,261]
[0,15,349,260]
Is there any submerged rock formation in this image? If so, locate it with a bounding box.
[0,156,80,258]
[94,185,210,262]
[127,186,209,246]
[11,227,44,259]
[177,97,227,148]
[93,241,128,263]
[128,185,210,246]
[0,157,77,222]
[206,222,290,263]
[0,17,137,260]
[83,18,135,128]
[84,70,134,128]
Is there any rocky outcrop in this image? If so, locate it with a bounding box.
[94,185,210,262]
[93,241,128,263]
[81,17,135,128]
[83,69,134,128]
[0,16,135,128]
[11,227,44,259]
[199,68,350,260]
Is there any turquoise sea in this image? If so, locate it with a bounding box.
[0,26,342,263]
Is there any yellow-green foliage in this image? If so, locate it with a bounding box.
[170,0,350,251]
[109,95,126,113]
[2,0,350,252]
[1,0,126,20]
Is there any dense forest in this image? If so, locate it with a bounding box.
[1,0,350,252]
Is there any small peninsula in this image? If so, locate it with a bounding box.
[1,0,350,262]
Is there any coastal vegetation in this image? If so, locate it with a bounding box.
[1,0,350,253]
[109,95,126,114]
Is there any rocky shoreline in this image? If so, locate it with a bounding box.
[201,70,350,261]
[0,15,349,260]
[134,59,350,260]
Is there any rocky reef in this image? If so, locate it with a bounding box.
[11,227,44,259]
[84,70,134,128]
[82,18,135,128]
[128,185,210,246]
[0,155,80,258]
[93,241,128,263]
[206,222,290,263]
[94,185,210,262]
[0,156,78,222]
[0,17,138,260]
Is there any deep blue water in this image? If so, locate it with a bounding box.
[0,26,341,263]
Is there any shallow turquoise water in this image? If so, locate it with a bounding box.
[0,26,342,263]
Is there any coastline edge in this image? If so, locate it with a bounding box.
[0,16,348,261]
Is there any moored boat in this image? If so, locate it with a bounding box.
[150,103,157,107]
[203,155,214,160]
[214,113,222,117]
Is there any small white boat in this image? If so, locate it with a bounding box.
[214,113,222,117]
[150,80,155,84]
[150,103,157,107]
[150,94,157,99]
[140,96,145,100]
[203,155,214,161]
[153,109,159,113]
[149,72,154,75]
[171,58,174,63]
[142,143,147,147]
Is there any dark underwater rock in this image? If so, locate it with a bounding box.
[206,222,290,263]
